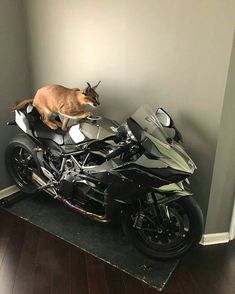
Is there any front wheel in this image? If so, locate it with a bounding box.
[122,196,204,260]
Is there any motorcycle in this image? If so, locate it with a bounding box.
[6,104,203,260]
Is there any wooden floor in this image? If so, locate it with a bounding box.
[0,210,235,294]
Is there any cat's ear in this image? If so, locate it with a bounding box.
[86,82,92,89]
[92,81,101,90]
[83,82,91,95]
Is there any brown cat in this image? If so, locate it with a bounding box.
[12,81,101,131]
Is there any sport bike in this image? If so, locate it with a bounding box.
[6,104,203,260]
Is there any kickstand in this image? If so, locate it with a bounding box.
[0,192,32,208]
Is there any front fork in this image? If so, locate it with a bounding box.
[133,192,168,229]
[147,193,165,224]
[133,182,192,229]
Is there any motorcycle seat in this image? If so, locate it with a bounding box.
[23,106,74,145]
[32,120,66,145]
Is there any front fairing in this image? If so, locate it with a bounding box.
[129,105,196,174]
[145,132,196,174]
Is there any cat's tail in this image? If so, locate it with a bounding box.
[11,98,34,112]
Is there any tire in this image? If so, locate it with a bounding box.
[122,196,204,260]
[5,134,41,194]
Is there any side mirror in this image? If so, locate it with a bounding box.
[156,108,173,127]
[156,108,183,143]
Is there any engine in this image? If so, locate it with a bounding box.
[58,159,106,211]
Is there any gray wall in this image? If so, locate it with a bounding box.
[205,32,235,234]
[23,0,235,218]
[0,0,31,189]
[1,0,235,233]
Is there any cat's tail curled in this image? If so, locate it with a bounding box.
[11,98,34,112]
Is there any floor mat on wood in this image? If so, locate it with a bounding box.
[1,192,179,291]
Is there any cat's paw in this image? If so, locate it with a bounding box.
[45,122,58,130]
[55,121,62,128]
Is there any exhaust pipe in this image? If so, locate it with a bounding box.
[61,198,110,223]
[32,172,110,223]
[32,172,57,197]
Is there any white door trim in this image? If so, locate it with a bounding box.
[229,196,235,240]
[200,232,230,245]
[0,185,19,199]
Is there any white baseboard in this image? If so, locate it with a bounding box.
[229,197,235,240]
[200,232,230,246]
[0,185,19,199]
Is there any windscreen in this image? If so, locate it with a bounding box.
[130,104,170,144]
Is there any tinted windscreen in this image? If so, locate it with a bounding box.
[130,105,169,144]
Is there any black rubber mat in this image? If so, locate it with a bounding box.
[1,192,179,291]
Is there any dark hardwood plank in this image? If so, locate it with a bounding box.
[0,211,14,270]
[104,264,127,294]
[0,217,26,294]
[0,238,9,267]
[122,273,145,294]
[69,247,89,294]
[32,230,55,294]
[164,265,200,294]
[51,238,70,294]
[0,209,15,237]
[12,224,39,294]
[86,254,108,294]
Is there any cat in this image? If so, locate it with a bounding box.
[12,81,101,131]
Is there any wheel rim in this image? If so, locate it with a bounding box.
[134,202,191,251]
[10,147,37,188]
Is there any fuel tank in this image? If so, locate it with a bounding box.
[68,117,120,144]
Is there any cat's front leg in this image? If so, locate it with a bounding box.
[62,117,70,131]
[79,111,92,118]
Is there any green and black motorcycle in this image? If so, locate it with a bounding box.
[6,104,203,260]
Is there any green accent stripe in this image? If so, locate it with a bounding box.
[92,188,108,196]
[145,132,192,173]
[153,183,182,193]
[87,193,107,206]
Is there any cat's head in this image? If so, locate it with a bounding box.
[82,81,101,107]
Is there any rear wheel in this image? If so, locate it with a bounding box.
[122,196,203,260]
[5,134,40,194]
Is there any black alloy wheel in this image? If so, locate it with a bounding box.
[5,134,40,194]
[122,196,203,260]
